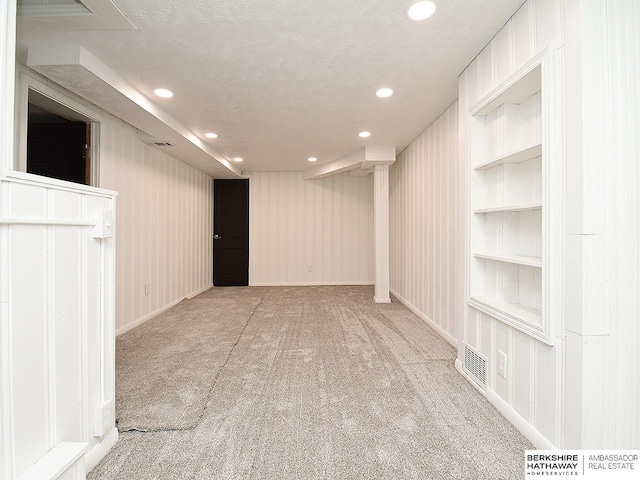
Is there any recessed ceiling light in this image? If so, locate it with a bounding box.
[153,88,174,98]
[233,157,243,162]
[204,132,218,139]
[376,88,394,98]
[308,157,318,162]
[359,131,371,138]
[406,1,436,21]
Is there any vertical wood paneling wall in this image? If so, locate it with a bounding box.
[0,176,116,478]
[459,0,562,448]
[0,2,16,476]
[459,0,640,450]
[100,119,213,335]
[248,171,373,286]
[603,1,640,448]
[563,0,640,449]
[389,103,461,346]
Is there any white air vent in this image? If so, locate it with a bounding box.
[136,130,173,148]
[463,342,487,389]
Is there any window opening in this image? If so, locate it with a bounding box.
[26,88,96,186]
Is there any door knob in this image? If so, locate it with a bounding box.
[213,234,222,240]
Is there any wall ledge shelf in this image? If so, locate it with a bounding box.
[473,252,542,268]
[474,142,542,170]
[468,296,549,343]
[473,202,542,214]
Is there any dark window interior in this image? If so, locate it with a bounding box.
[26,95,92,185]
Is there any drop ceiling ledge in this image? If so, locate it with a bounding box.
[27,45,239,178]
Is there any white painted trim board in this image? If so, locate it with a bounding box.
[84,427,118,474]
[17,442,87,480]
[455,358,556,450]
[116,284,213,336]
[390,288,458,349]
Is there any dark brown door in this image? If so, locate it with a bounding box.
[213,179,249,286]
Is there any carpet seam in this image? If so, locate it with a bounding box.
[191,289,270,427]
[119,289,270,434]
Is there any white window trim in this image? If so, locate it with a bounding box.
[13,65,102,187]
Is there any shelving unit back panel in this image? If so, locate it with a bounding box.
[474,157,541,210]
[502,209,542,258]
[504,157,542,204]
[473,258,542,313]
[502,262,521,304]
[483,212,502,253]
[483,92,542,161]
[516,92,542,148]
[518,265,542,312]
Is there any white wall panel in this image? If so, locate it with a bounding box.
[389,102,460,346]
[599,0,640,448]
[99,118,213,334]
[248,171,373,286]
[0,174,117,478]
[459,0,561,448]
[459,0,640,451]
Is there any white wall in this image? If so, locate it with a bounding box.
[4,5,114,478]
[599,0,640,448]
[1,4,19,478]
[458,0,640,450]
[458,0,563,449]
[0,176,117,478]
[14,67,215,337]
[248,171,373,286]
[100,119,213,335]
[562,0,640,449]
[389,103,461,346]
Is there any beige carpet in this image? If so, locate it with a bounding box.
[115,288,267,431]
[92,286,532,479]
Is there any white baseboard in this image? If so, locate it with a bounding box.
[374,296,391,303]
[250,281,374,287]
[115,284,213,336]
[186,284,213,299]
[454,358,556,450]
[84,427,119,473]
[116,299,182,336]
[390,288,458,349]
[19,442,88,480]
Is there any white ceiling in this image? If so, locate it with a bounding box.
[16,0,524,174]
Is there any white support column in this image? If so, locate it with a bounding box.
[373,164,391,303]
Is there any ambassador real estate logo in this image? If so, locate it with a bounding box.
[525,451,639,478]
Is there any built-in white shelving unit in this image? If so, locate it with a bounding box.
[467,51,552,344]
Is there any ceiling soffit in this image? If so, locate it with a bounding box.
[27,45,239,178]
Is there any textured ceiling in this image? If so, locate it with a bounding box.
[16,0,524,173]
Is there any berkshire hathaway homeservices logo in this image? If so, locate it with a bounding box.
[526,452,581,475]
[525,451,639,478]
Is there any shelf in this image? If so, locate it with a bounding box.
[470,53,543,116]
[469,296,542,328]
[473,252,542,268]
[474,143,542,170]
[473,202,542,214]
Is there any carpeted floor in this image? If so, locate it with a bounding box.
[90,286,531,480]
